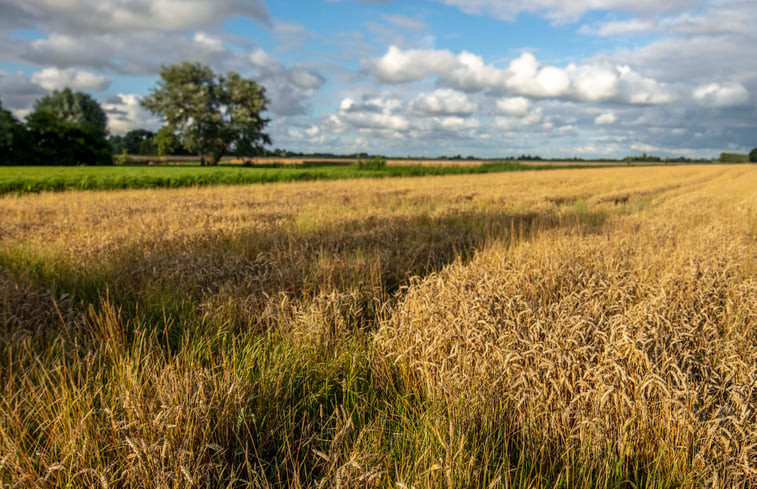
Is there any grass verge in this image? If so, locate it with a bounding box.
[0,161,601,195]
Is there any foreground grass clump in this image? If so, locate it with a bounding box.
[1,165,755,487]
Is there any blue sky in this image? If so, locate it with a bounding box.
[1,0,755,158]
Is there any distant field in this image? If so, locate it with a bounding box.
[2,165,755,488]
[0,160,598,195]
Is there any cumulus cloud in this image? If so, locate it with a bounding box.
[31,67,111,91]
[693,82,750,108]
[412,89,478,115]
[321,91,488,144]
[495,96,531,116]
[193,32,224,51]
[342,111,410,131]
[595,112,617,125]
[367,46,674,105]
[248,48,326,115]
[504,53,570,98]
[366,45,458,84]
[22,30,252,75]
[566,64,618,102]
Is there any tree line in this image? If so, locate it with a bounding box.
[1,88,112,165]
[1,62,271,166]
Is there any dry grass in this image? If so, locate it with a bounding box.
[0,165,755,487]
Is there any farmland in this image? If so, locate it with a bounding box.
[1,165,755,488]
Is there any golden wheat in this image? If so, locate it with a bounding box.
[378,166,757,487]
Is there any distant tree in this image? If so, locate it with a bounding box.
[750,148,757,162]
[27,89,112,165]
[153,126,180,156]
[141,62,271,165]
[122,129,156,155]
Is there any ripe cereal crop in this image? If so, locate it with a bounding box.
[1,164,754,488]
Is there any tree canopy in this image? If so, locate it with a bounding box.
[24,89,112,165]
[141,62,271,165]
[750,148,757,163]
[33,88,107,131]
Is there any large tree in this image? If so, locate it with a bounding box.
[750,148,757,163]
[141,62,271,165]
[27,89,112,165]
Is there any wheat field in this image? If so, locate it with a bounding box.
[1,165,755,488]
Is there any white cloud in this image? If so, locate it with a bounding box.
[595,112,617,125]
[693,82,750,108]
[442,51,504,92]
[495,96,531,116]
[437,116,480,131]
[31,67,111,91]
[102,93,160,135]
[367,45,458,84]
[412,89,478,115]
[367,47,673,105]
[333,94,410,131]
[343,111,410,131]
[192,32,224,52]
[504,53,570,98]
[250,48,280,69]
[567,64,618,102]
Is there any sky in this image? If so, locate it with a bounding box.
[0,0,755,158]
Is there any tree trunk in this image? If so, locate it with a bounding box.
[199,152,206,166]
[210,148,224,166]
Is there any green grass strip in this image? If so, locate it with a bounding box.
[0,161,600,195]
